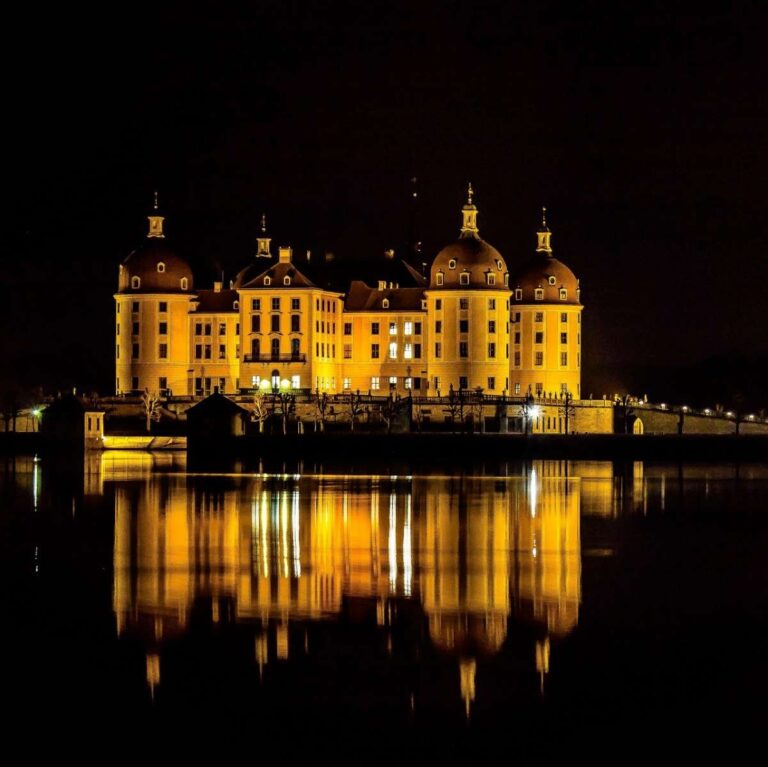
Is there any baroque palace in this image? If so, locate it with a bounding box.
[115,187,583,402]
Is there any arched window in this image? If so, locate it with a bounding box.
[157,262,165,273]
[131,276,141,289]
[382,298,390,309]
[283,276,291,286]
[496,259,503,270]
[291,338,300,358]
[180,277,188,290]
[535,288,544,301]
[459,272,470,286]
[233,300,240,310]
[271,338,280,358]
[251,338,260,358]
[548,275,556,285]
[486,273,495,286]
[559,288,568,300]
[436,272,444,286]
[264,276,272,286]
[515,288,522,300]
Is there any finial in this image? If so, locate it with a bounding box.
[153,190,159,211]
[260,212,267,233]
[460,184,479,238]
[467,182,474,205]
[536,207,552,253]
[541,206,547,229]
[147,191,165,238]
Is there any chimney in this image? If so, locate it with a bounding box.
[306,249,312,263]
[384,248,395,260]
[213,281,222,292]
[279,246,292,264]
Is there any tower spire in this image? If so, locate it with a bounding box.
[256,212,272,258]
[147,190,165,238]
[536,206,552,254]
[460,182,479,238]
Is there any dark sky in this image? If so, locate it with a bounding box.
[4,0,768,398]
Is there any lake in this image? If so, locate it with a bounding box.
[1,452,766,758]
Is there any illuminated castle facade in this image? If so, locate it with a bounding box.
[115,188,582,399]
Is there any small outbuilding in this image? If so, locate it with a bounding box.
[186,391,249,444]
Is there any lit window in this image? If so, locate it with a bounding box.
[343,377,351,390]
[157,262,165,273]
[131,276,141,289]
[371,376,380,390]
[436,273,444,286]
[404,343,413,359]
[496,259,503,270]
[404,321,413,335]
[560,288,567,300]
[291,375,300,389]
[404,377,413,389]
[459,272,470,285]
[389,342,397,359]
[389,322,397,335]
[514,383,521,394]
[389,376,397,387]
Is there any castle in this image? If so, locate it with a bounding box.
[115,186,583,403]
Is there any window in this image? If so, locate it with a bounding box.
[132,321,139,335]
[132,343,139,359]
[159,343,168,359]
[343,377,351,390]
[371,343,380,359]
[497,259,503,270]
[561,352,568,366]
[181,277,188,290]
[488,320,496,333]
[514,332,520,344]
[404,377,413,390]
[315,299,320,311]
[548,276,556,285]
[219,344,226,359]
[535,332,544,344]
[292,375,300,389]
[535,312,544,322]
[414,343,421,358]
[132,376,139,391]
[505,343,509,358]
[371,376,380,391]
[115,344,119,358]
[535,352,544,366]
[159,377,167,391]
[291,315,300,332]
[264,277,271,286]
[488,342,496,358]
[204,344,212,359]
[560,288,567,300]
[204,323,211,335]
[389,342,397,359]
[382,298,390,308]
[421,299,427,310]
[195,344,202,359]
[514,351,521,366]
[340,322,351,336]
[536,382,544,396]
[159,302,167,313]
[218,322,226,335]
[561,312,568,323]
[459,341,468,358]
[287,298,299,311]
[283,276,291,286]
[404,321,413,335]
[389,322,397,335]
[343,344,352,359]
[487,377,495,390]
[389,376,397,388]
[577,333,581,344]
[459,376,468,390]
[486,273,495,286]
[436,272,444,286]
[459,297,469,310]
[271,297,280,311]
[504,274,509,287]
[435,342,441,358]
[271,338,280,357]
[560,332,567,344]
[459,272,470,285]
[157,262,165,273]
[271,315,280,332]
[514,312,521,322]
[159,322,167,335]
[435,320,442,333]
[459,319,469,333]
[252,299,261,311]
[371,322,380,335]
[131,276,141,289]
[535,288,544,300]
[414,321,422,335]
[116,323,120,336]
[448,259,456,269]
[233,301,240,310]
[251,316,261,332]
[404,343,413,359]
[488,298,496,310]
[291,339,300,358]
[436,299,442,310]
[132,301,139,313]
[251,339,260,357]
[515,288,522,300]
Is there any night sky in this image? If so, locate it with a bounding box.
[4,1,768,406]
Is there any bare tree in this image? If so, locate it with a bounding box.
[344,390,365,432]
[443,387,465,434]
[380,394,399,434]
[250,391,269,433]
[314,391,329,432]
[273,393,295,435]
[141,389,162,433]
[558,391,576,435]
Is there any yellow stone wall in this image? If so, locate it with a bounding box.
[188,312,240,394]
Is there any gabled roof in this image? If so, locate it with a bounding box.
[194,288,239,313]
[186,392,249,416]
[239,261,317,289]
[344,281,426,312]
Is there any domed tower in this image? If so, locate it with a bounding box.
[425,185,511,394]
[114,195,195,395]
[509,209,582,399]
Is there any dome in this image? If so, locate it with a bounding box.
[118,240,194,294]
[429,186,509,290]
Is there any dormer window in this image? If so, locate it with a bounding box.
[504,274,509,287]
[180,277,188,290]
[382,298,390,309]
[264,276,272,286]
[131,276,141,289]
[548,276,556,285]
[421,299,427,310]
[459,272,470,286]
[559,288,568,300]
[436,272,444,286]
[535,288,544,301]
[486,273,495,286]
[448,259,457,270]
[496,259,503,270]
[233,300,240,310]
[283,276,291,286]
[157,262,166,273]
[515,288,522,300]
